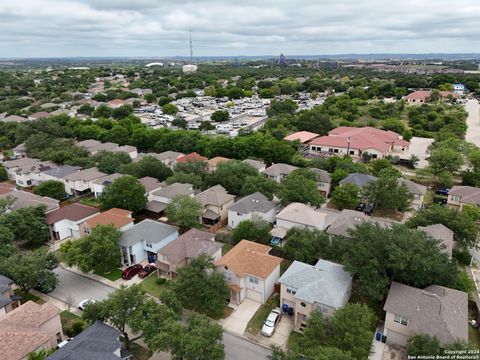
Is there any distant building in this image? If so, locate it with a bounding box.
[182,64,198,74]
[453,83,465,95]
[404,90,459,104]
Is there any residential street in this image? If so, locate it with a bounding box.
[50,267,271,360]
[465,99,480,147]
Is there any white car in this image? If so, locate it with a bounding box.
[261,308,282,337]
[78,299,96,311]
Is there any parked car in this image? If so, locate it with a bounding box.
[138,264,157,279]
[363,203,375,216]
[435,187,450,196]
[78,299,96,311]
[261,308,282,337]
[355,203,366,212]
[122,264,143,280]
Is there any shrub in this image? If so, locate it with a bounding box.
[156,277,167,285]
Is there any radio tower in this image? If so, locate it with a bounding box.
[189,30,193,62]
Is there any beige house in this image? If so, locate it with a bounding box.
[261,163,299,183]
[447,186,480,209]
[0,275,20,316]
[156,228,222,278]
[278,259,352,332]
[195,185,235,226]
[0,301,63,360]
[383,282,468,347]
[215,240,282,304]
[398,178,427,209]
[309,168,332,197]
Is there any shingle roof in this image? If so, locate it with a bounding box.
[398,178,427,195]
[207,156,231,167]
[228,192,276,215]
[47,321,128,360]
[45,203,99,225]
[120,219,178,247]
[42,165,82,179]
[0,190,59,213]
[176,152,207,163]
[418,224,454,257]
[84,208,133,229]
[64,167,107,182]
[139,177,164,193]
[275,203,333,229]
[384,282,468,345]
[195,185,235,207]
[91,173,123,186]
[325,209,394,237]
[262,163,299,177]
[242,159,265,171]
[449,186,480,206]
[151,183,194,199]
[215,240,282,279]
[157,228,221,265]
[339,173,378,187]
[278,259,352,308]
[309,168,332,183]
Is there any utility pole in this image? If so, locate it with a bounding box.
[189,30,193,61]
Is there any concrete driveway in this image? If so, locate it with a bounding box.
[220,298,261,335]
[402,136,434,169]
[250,315,294,350]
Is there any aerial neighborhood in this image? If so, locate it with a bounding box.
[0,54,480,360]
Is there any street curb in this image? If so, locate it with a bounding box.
[57,265,118,290]
[222,328,272,351]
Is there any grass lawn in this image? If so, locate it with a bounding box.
[246,294,279,335]
[60,310,85,329]
[129,343,151,360]
[141,274,170,298]
[93,267,123,281]
[287,331,304,353]
[14,289,45,304]
[79,197,101,208]
[423,189,434,205]
[469,326,480,349]
[222,243,233,255]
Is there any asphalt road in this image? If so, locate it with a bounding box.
[51,267,271,360]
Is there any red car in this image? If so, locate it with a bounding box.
[138,264,157,279]
[122,264,143,280]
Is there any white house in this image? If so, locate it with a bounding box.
[90,173,123,198]
[275,202,335,232]
[45,203,100,241]
[63,167,107,196]
[119,219,179,266]
[453,83,465,96]
[227,192,277,229]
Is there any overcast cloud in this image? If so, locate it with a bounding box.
[1,0,479,58]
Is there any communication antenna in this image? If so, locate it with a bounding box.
[189,30,193,61]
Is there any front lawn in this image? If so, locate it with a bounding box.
[130,343,151,360]
[60,310,87,337]
[141,274,170,298]
[93,267,123,282]
[246,294,279,335]
[222,243,233,255]
[79,197,101,208]
[14,289,45,304]
[469,326,480,349]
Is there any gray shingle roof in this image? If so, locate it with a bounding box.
[339,173,378,187]
[309,168,332,183]
[120,219,178,247]
[261,163,299,177]
[242,159,265,171]
[384,282,468,346]
[228,192,276,214]
[195,185,235,207]
[325,209,394,237]
[278,259,352,308]
[42,165,82,179]
[151,183,194,199]
[418,224,454,257]
[47,321,131,360]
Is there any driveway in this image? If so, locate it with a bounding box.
[49,267,116,307]
[220,298,262,335]
[249,314,294,350]
[466,99,480,147]
[401,136,434,169]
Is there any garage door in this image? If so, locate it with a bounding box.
[385,330,408,347]
[246,289,262,303]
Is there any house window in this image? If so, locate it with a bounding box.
[146,242,152,248]
[328,148,333,153]
[394,314,408,326]
[286,286,297,295]
[333,149,339,153]
[84,227,91,235]
[316,303,328,314]
[349,150,355,155]
[224,272,232,281]
[249,276,259,284]
[452,195,461,202]
[237,212,242,216]
[300,302,306,307]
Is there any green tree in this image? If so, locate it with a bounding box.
[78,104,94,116]
[240,176,279,200]
[0,206,50,248]
[99,175,147,212]
[165,194,202,231]
[267,99,298,117]
[162,103,178,115]
[27,348,55,360]
[406,334,440,356]
[232,219,271,245]
[112,104,134,120]
[172,254,229,318]
[63,225,121,274]
[428,147,464,175]
[277,169,325,207]
[0,225,17,258]
[166,172,204,189]
[171,117,187,129]
[93,104,113,118]
[93,151,132,174]
[283,228,330,264]
[370,158,392,176]
[33,180,66,200]
[199,121,215,131]
[0,165,8,181]
[207,160,258,195]
[363,177,414,213]
[119,155,173,181]
[331,183,360,210]
[210,110,230,122]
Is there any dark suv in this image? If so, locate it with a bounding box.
[122,264,143,280]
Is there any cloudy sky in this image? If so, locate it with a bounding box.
[1,0,479,58]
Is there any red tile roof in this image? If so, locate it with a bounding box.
[176,152,208,163]
[283,131,319,143]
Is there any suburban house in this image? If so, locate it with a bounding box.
[398,178,427,209]
[453,83,465,95]
[77,139,118,155]
[138,151,184,168]
[339,173,377,188]
[79,208,134,237]
[261,163,299,183]
[175,152,208,164]
[309,168,332,196]
[404,90,459,104]
[308,127,409,158]
[12,143,27,158]
[275,202,336,234]
[0,189,60,213]
[13,159,57,188]
[278,259,353,332]
[63,167,107,196]
[284,131,319,144]
[91,173,123,197]
[0,301,63,360]
[0,275,20,316]
[447,186,480,209]
[120,219,178,266]
[195,185,235,226]
[156,228,222,278]
[418,224,455,258]
[215,240,283,304]
[45,203,100,241]
[207,156,231,172]
[227,192,277,229]
[110,145,138,160]
[326,209,394,237]
[383,282,468,347]
[146,182,195,216]
[243,159,266,172]
[139,176,164,195]
[41,165,82,183]
[47,321,132,360]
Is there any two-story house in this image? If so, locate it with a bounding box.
[195,185,235,226]
[45,203,100,241]
[309,168,332,197]
[215,240,282,304]
[278,259,352,332]
[119,219,178,266]
[63,167,107,196]
[90,173,123,198]
[0,275,20,316]
[447,186,480,209]
[146,182,195,216]
[261,163,299,183]
[227,192,277,229]
[79,208,134,237]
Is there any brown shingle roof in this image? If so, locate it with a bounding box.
[45,203,100,225]
[84,208,133,229]
[215,240,282,279]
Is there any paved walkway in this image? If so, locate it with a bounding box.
[466,100,480,147]
[220,298,261,335]
[369,323,385,360]
[248,315,294,350]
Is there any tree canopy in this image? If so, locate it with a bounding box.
[99,175,147,212]
[277,169,325,207]
[33,180,66,200]
[231,219,272,245]
[165,194,202,231]
[207,160,258,195]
